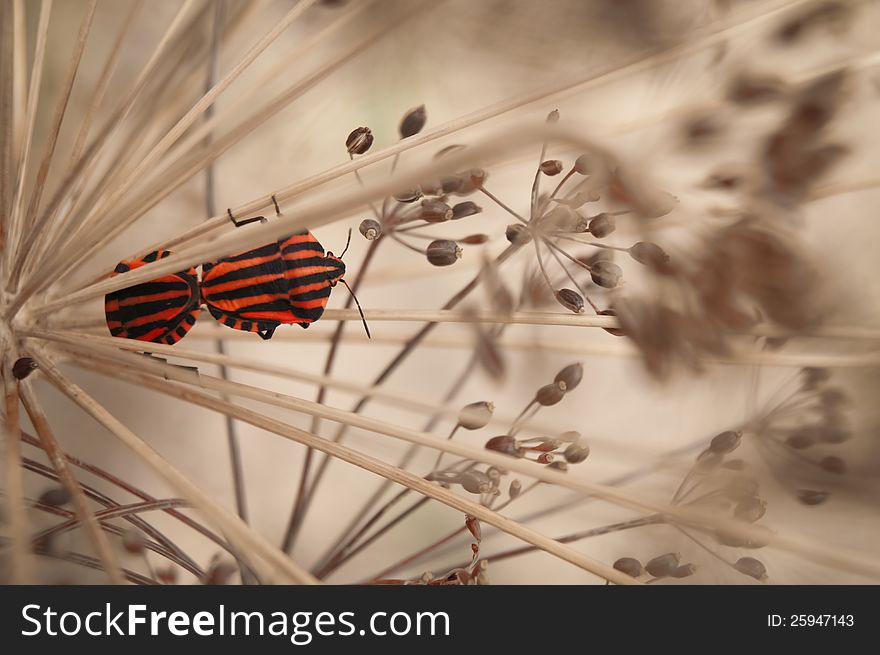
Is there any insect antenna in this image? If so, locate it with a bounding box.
[340,278,371,339]
[339,228,353,259]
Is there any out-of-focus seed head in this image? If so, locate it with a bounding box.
[440,174,464,195]
[345,126,373,155]
[588,213,616,238]
[818,425,851,444]
[724,475,759,501]
[419,198,453,223]
[540,160,564,176]
[598,308,626,337]
[734,496,767,522]
[546,109,560,123]
[393,187,422,203]
[573,153,594,175]
[458,401,495,430]
[696,450,723,470]
[559,430,581,443]
[734,557,767,581]
[590,260,622,288]
[801,366,831,390]
[786,426,817,449]
[820,455,846,474]
[460,234,489,245]
[671,563,697,578]
[645,552,681,578]
[563,442,590,464]
[509,479,522,499]
[710,430,742,454]
[554,363,583,392]
[555,288,585,314]
[629,241,671,273]
[485,435,522,458]
[726,72,788,106]
[797,489,830,506]
[203,560,237,585]
[613,557,642,577]
[820,388,847,407]
[452,201,482,220]
[547,460,568,471]
[358,218,381,241]
[399,105,427,138]
[722,458,747,471]
[426,240,461,266]
[122,529,146,555]
[13,357,38,380]
[38,487,72,507]
[157,567,178,584]
[536,383,565,406]
[505,223,531,245]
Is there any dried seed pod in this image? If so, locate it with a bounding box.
[345,126,373,155]
[671,563,697,578]
[485,435,522,457]
[540,159,564,176]
[426,240,461,266]
[573,153,594,175]
[419,199,453,223]
[786,426,817,449]
[588,213,616,238]
[628,241,671,272]
[645,552,681,578]
[598,308,625,337]
[536,383,565,406]
[734,557,767,581]
[399,104,427,138]
[563,442,590,464]
[555,288,585,314]
[797,489,830,506]
[458,401,495,430]
[554,363,583,391]
[38,487,72,507]
[13,357,38,380]
[726,72,787,106]
[709,430,742,454]
[505,223,531,245]
[460,471,491,494]
[715,527,771,549]
[613,557,642,578]
[452,201,482,220]
[819,455,846,474]
[358,218,381,241]
[590,260,622,288]
[734,496,767,523]
[122,529,146,555]
[393,188,422,203]
[455,168,488,195]
[459,234,489,245]
[465,515,482,542]
[536,452,554,465]
[508,479,522,499]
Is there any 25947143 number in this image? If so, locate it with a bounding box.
[768,614,854,627]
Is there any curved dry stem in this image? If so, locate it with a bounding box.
[27,346,318,585]
[18,381,125,583]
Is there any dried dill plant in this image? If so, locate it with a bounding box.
[1,0,879,587]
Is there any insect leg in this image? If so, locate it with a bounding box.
[257,325,277,340]
[227,207,267,228]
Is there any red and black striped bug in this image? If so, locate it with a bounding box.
[200,198,369,340]
[104,250,200,345]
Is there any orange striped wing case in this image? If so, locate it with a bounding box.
[104,250,200,345]
[200,231,345,340]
